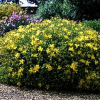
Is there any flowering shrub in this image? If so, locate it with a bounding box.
[0,12,43,36]
[0,17,100,91]
[0,11,30,35]
[0,2,25,20]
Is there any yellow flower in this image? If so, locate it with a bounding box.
[8,73,11,77]
[93,46,98,51]
[46,85,49,90]
[75,44,79,48]
[64,35,68,39]
[30,35,35,39]
[95,60,98,65]
[46,48,50,54]
[12,72,16,77]
[85,60,90,66]
[22,50,27,54]
[10,43,17,49]
[6,45,10,49]
[67,31,71,35]
[70,54,74,57]
[50,52,55,57]
[86,76,90,80]
[46,64,52,71]
[54,48,59,54]
[79,79,84,85]
[87,54,91,58]
[33,65,40,73]
[35,38,39,41]
[78,51,82,54]
[48,35,52,38]
[21,35,24,38]
[80,59,85,63]
[38,83,42,87]
[15,53,20,58]
[86,43,93,48]
[49,44,54,49]
[31,54,38,57]
[75,27,78,30]
[31,40,34,45]
[18,47,23,51]
[69,47,74,51]
[58,33,62,37]
[38,40,43,45]
[17,72,23,77]
[17,82,21,86]
[44,34,48,38]
[38,46,43,52]
[62,27,67,31]
[57,65,62,70]
[17,67,24,77]
[85,69,88,73]
[36,30,40,36]
[79,31,83,35]
[18,67,24,73]
[91,55,95,59]
[29,67,34,73]
[78,37,84,41]
[8,67,13,72]
[69,43,73,46]
[70,62,78,72]
[19,59,24,64]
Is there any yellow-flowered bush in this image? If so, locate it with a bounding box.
[0,2,25,20]
[0,17,100,91]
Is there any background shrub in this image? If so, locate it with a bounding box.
[37,0,100,20]
[0,17,100,92]
[69,0,100,20]
[82,20,100,33]
[36,0,76,20]
[60,0,76,20]
[0,2,25,20]
[36,0,62,19]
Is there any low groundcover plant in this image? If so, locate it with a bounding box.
[0,17,100,92]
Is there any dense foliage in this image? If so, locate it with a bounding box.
[69,0,100,20]
[0,17,100,92]
[37,0,100,20]
[36,0,76,20]
[82,20,100,33]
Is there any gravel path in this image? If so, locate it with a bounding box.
[0,83,100,100]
